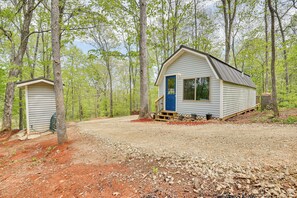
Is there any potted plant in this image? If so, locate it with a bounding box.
[206,113,212,120]
[178,114,184,121]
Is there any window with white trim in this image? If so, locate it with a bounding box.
[183,77,210,100]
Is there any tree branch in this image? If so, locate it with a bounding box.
[0,26,13,43]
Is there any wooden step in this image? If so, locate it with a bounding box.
[154,112,177,122]
[160,110,178,116]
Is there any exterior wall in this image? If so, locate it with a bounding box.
[223,82,256,117]
[162,52,221,117]
[27,83,56,132]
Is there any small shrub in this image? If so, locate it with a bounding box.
[31,156,38,162]
[283,116,297,124]
[152,166,158,175]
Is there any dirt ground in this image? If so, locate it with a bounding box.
[78,116,297,166]
[1,116,297,197]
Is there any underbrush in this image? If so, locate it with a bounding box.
[250,109,297,124]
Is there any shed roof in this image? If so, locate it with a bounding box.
[155,45,256,89]
[16,77,54,88]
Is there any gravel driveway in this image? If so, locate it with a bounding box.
[77,116,297,166]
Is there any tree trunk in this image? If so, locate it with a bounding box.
[71,81,74,120]
[51,0,68,144]
[268,0,279,117]
[161,0,167,58]
[1,0,35,132]
[128,46,133,115]
[264,0,269,93]
[19,70,23,130]
[139,0,150,119]
[31,29,40,79]
[78,92,83,121]
[106,58,113,117]
[275,3,289,95]
[95,89,100,117]
[221,0,237,64]
[194,0,198,50]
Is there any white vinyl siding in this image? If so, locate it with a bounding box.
[165,52,220,117]
[223,82,256,117]
[27,83,56,132]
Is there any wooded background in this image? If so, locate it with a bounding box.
[0,0,296,128]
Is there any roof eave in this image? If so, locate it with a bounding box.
[16,79,54,88]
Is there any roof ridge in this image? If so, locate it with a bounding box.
[16,77,54,85]
[180,45,251,77]
[208,54,251,77]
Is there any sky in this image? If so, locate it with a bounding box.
[73,40,95,54]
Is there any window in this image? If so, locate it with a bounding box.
[167,78,176,95]
[196,77,209,100]
[183,77,210,100]
[183,79,195,100]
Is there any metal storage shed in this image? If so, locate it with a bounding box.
[17,78,56,134]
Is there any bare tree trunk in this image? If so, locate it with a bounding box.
[19,71,23,130]
[161,0,168,58]
[128,46,133,115]
[31,29,40,79]
[264,0,269,93]
[1,0,36,132]
[275,3,289,95]
[139,0,150,119]
[231,32,237,68]
[65,86,70,119]
[172,0,179,52]
[103,82,108,117]
[268,0,279,117]
[194,0,198,50]
[51,0,68,144]
[221,0,237,64]
[78,93,83,121]
[71,81,74,120]
[106,58,113,117]
[95,89,100,117]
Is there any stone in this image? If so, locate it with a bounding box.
[193,178,199,190]
[27,134,41,140]
[287,188,295,195]
[112,192,120,196]
[252,189,259,195]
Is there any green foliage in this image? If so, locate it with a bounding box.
[283,116,297,124]
[152,166,158,175]
[0,0,297,127]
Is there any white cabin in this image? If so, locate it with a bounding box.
[155,45,256,119]
[17,78,56,133]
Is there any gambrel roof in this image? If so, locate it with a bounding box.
[155,45,256,89]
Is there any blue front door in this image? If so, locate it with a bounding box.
[165,75,176,111]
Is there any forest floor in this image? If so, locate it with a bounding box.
[1,115,297,197]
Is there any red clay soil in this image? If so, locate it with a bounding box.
[0,129,20,142]
[131,118,154,122]
[0,132,137,197]
[168,120,211,126]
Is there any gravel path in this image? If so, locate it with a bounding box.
[77,116,297,166]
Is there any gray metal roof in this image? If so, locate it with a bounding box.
[156,45,256,88]
[208,56,256,88]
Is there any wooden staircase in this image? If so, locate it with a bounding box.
[155,110,178,122]
[154,95,177,121]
